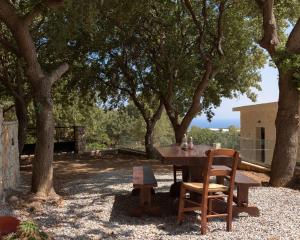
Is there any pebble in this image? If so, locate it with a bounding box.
[1,169,300,240]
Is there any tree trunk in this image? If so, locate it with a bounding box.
[31,80,56,197]
[270,69,300,186]
[14,96,28,154]
[174,113,196,144]
[0,0,68,198]
[164,101,195,144]
[145,122,157,159]
[174,126,185,144]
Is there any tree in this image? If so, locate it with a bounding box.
[254,0,300,186]
[0,0,69,197]
[138,0,265,143]
[0,49,30,154]
[189,126,239,149]
[74,1,165,158]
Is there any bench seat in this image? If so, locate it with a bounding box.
[213,167,261,217]
[131,166,160,217]
[133,166,157,188]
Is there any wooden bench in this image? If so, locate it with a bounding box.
[131,166,160,217]
[214,168,261,217]
[233,170,261,217]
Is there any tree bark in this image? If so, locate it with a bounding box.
[143,102,164,159]
[14,95,28,154]
[270,70,300,186]
[31,80,56,196]
[145,122,157,159]
[286,18,300,54]
[163,62,214,144]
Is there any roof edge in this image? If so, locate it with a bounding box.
[233,101,278,112]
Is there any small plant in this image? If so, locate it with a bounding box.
[3,220,50,240]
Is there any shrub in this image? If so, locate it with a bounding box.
[3,220,50,240]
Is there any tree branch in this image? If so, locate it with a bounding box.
[183,0,202,31]
[183,0,207,53]
[255,0,279,55]
[3,104,15,114]
[151,99,164,124]
[0,75,22,101]
[216,0,226,56]
[0,36,20,56]
[23,0,64,26]
[286,18,300,54]
[180,61,214,129]
[48,63,69,85]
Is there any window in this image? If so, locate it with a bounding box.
[256,127,265,163]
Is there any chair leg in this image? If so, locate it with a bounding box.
[226,194,233,232]
[200,212,207,234]
[208,194,212,216]
[177,186,185,224]
[200,195,208,235]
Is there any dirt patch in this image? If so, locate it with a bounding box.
[20,153,173,194]
[19,153,272,193]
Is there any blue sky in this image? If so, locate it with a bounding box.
[192,24,296,128]
[192,25,296,127]
[191,63,279,128]
[215,63,279,119]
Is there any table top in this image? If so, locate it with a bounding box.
[155,144,212,166]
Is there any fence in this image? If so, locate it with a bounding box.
[22,126,86,155]
[239,137,276,166]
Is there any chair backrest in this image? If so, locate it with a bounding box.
[202,149,239,193]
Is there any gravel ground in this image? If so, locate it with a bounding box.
[2,163,300,240]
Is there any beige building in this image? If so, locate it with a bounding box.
[233,102,300,166]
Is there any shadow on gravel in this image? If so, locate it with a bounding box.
[110,192,175,225]
[109,191,238,236]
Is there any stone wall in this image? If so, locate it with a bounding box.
[0,108,20,201]
[2,121,20,190]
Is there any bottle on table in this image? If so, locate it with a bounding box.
[188,136,194,150]
[181,134,188,150]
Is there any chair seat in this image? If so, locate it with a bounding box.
[182,182,228,192]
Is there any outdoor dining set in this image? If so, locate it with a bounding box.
[132,144,261,235]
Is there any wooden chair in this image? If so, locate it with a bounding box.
[177,148,239,235]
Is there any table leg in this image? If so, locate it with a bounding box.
[182,166,190,182]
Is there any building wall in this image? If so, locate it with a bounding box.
[238,103,277,165]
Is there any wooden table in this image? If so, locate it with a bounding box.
[156,144,230,182]
[155,145,261,217]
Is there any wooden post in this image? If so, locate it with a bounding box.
[74,126,86,154]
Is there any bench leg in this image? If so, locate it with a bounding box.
[130,187,161,217]
[233,206,260,217]
[237,186,249,206]
[139,187,152,207]
[234,186,260,217]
